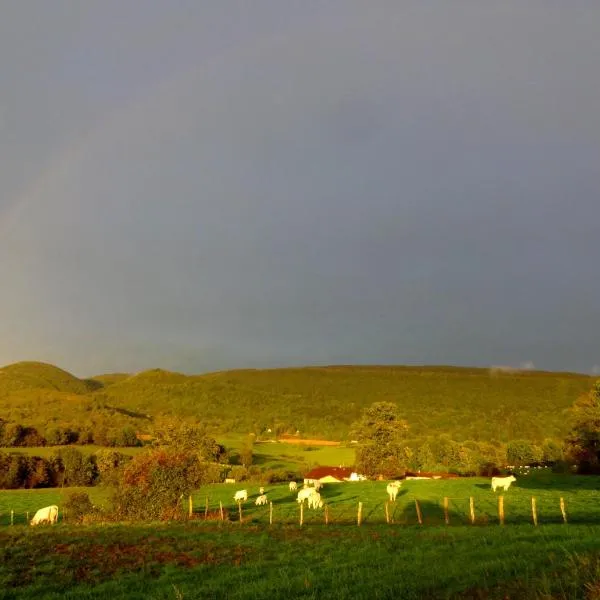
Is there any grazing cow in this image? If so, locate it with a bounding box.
[30,505,59,526]
[289,481,297,492]
[314,481,323,491]
[255,494,268,506]
[491,475,517,492]
[234,489,248,502]
[259,487,265,495]
[297,487,317,504]
[386,481,402,502]
[307,492,323,510]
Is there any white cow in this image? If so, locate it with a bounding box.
[234,489,248,502]
[30,505,59,526]
[314,481,323,491]
[307,492,323,510]
[255,494,268,506]
[491,475,516,492]
[297,487,317,504]
[259,487,265,495]
[289,481,297,492]
[386,481,402,502]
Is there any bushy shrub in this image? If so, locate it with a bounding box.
[112,448,205,520]
[64,491,95,524]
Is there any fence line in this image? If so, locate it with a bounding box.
[0,495,584,528]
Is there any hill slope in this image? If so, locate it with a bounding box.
[100,365,594,442]
[0,362,595,443]
[0,361,99,395]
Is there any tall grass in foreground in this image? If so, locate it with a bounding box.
[2,522,600,599]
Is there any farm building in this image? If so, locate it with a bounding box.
[304,466,365,484]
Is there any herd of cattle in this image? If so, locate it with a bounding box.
[26,475,519,526]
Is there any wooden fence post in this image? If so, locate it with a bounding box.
[498,495,505,525]
[415,499,423,525]
[269,501,273,526]
[357,502,363,526]
[219,500,224,522]
[443,497,449,525]
[11,510,14,526]
[204,496,209,520]
[238,502,242,525]
[531,497,538,526]
[560,497,567,524]
[325,504,329,525]
[188,496,193,519]
[26,511,29,524]
[300,502,304,526]
[385,501,390,524]
[469,497,475,525]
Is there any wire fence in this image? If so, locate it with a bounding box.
[3,494,599,528]
[184,494,587,527]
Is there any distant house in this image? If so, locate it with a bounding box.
[304,466,355,484]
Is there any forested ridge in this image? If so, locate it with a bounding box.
[0,361,593,444]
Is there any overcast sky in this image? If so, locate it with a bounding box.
[1,1,599,376]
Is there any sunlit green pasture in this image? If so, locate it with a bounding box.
[3,521,600,599]
[4,472,598,529]
[191,472,600,527]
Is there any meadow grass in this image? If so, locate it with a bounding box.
[3,475,600,598]
[2,521,600,598]
[3,472,600,528]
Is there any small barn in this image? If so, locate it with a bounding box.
[304,466,355,484]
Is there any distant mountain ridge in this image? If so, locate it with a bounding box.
[0,361,595,443]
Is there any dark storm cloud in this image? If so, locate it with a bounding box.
[0,1,599,375]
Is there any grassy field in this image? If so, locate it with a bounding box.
[3,521,600,598]
[6,439,356,474]
[4,475,600,598]
[3,472,600,528]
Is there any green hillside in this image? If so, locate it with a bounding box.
[0,362,595,443]
[89,373,131,387]
[0,361,99,395]
[99,365,593,442]
[0,362,141,438]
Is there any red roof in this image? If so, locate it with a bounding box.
[304,466,354,480]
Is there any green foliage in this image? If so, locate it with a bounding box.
[64,491,95,523]
[95,449,130,485]
[566,380,600,471]
[57,448,98,487]
[0,361,594,447]
[151,418,226,462]
[111,448,205,520]
[351,402,409,477]
[506,439,543,466]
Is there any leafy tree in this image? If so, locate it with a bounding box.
[506,440,542,466]
[152,418,226,462]
[239,435,254,468]
[57,448,98,486]
[96,449,129,485]
[351,402,409,477]
[64,491,95,523]
[566,381,600,472]
[112,448,205,520]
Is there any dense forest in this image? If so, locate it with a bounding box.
[0,361,593,444]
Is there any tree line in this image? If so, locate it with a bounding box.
[352,380,600,478]
[0,419,141,448]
